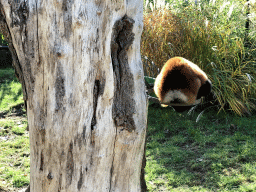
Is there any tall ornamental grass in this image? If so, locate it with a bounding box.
[142,0,256,115]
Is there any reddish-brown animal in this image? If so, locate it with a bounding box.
[154,57,212,112]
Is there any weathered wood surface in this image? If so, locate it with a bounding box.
[0,0,147,191]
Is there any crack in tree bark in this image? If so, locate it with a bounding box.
[55,65,66,112]
[39,151,44,171]
[111,15,136,132]
[109,125,118,191]
[77,166,84,190]
[66,142,74,186]
[91,80,100,130]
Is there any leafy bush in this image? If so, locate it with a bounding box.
[0,33,8,46]
[142,0,256,115]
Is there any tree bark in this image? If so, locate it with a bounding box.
[0,0,147,191]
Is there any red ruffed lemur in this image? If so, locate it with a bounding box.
[154,57,212,112]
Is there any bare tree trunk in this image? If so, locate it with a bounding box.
[0,0,147,191]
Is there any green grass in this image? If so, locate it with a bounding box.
[0,117,29,190]
[146,104,256,191]
[1,69,256,191]
[0,67,29,191]
[1,68,256,191]
[0,68,23,112]
[0,119,28,136]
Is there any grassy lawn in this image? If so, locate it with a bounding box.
[146,105,256,191]
[1,68,256,191]
[0,68,29,191]
[0,68,23,112]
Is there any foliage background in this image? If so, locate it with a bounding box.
[142,0,256,115]
[0,34,8,46]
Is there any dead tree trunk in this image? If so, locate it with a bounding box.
[0,0,147,191]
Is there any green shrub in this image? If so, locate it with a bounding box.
[142,0,256,115]
[0,33,8,46]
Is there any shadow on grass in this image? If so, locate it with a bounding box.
[146,105,256,191]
